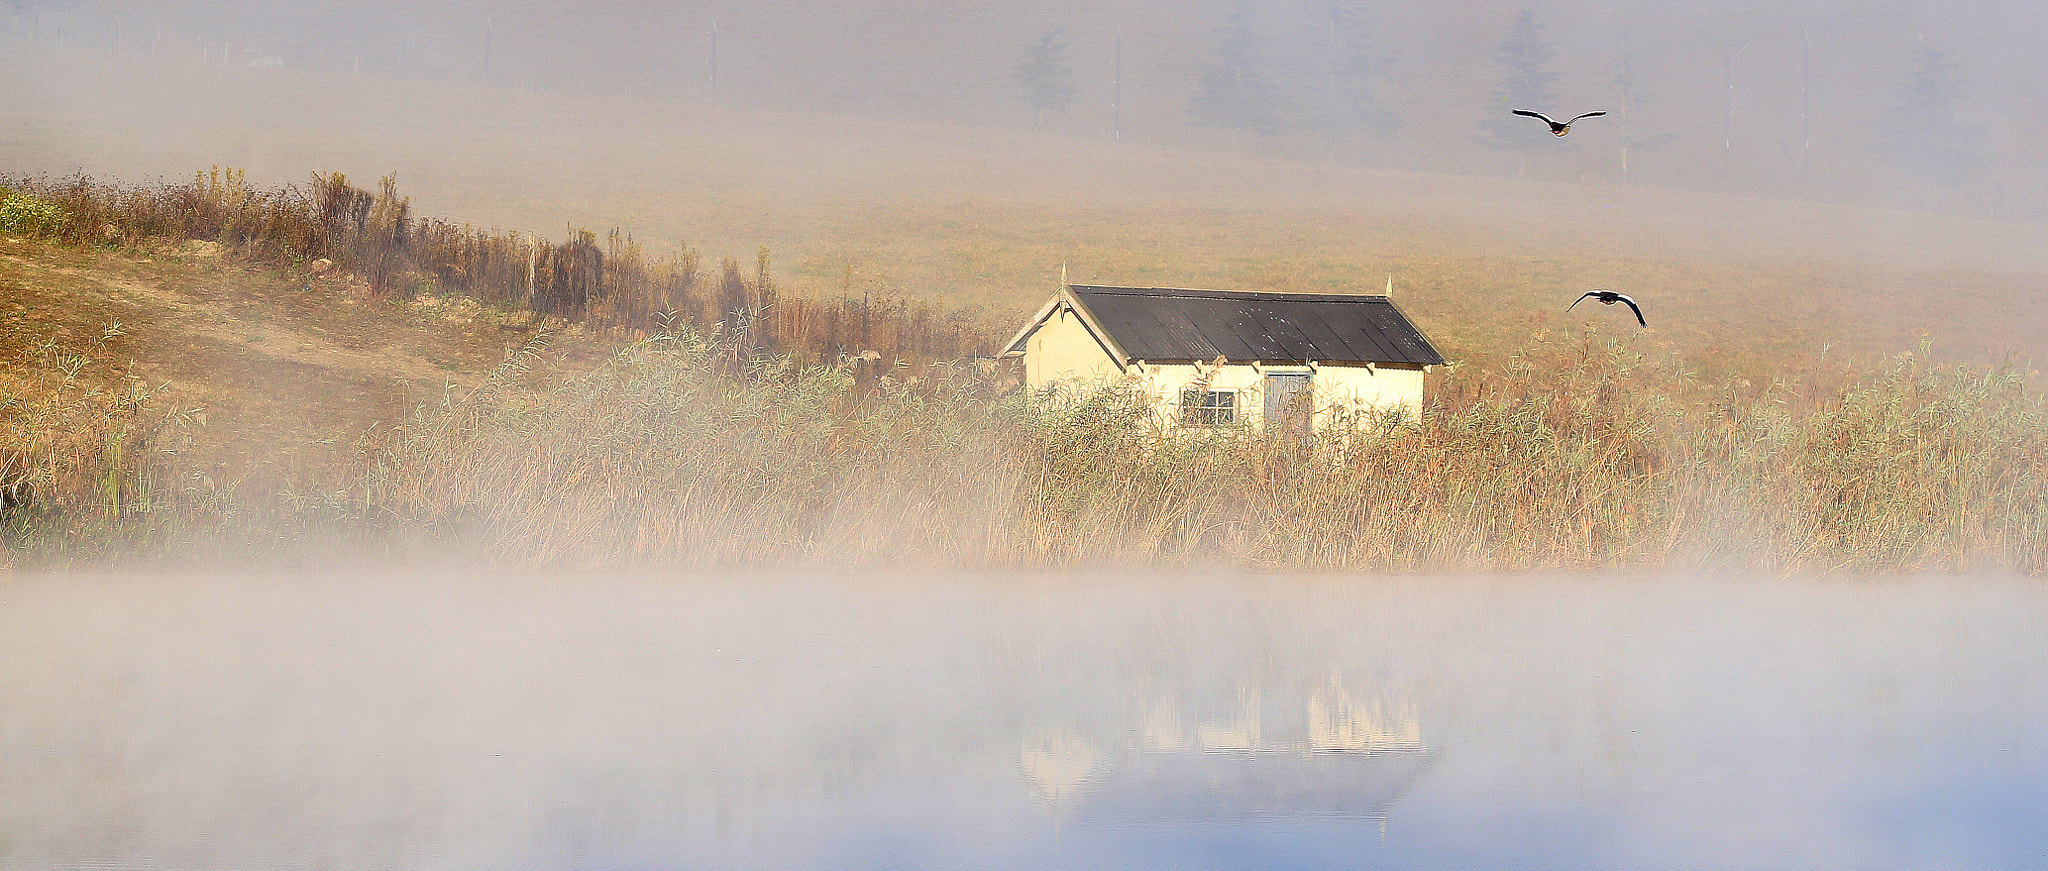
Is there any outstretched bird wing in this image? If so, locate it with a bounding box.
[1617,294,1647,326]
[1512,109,1558,124]
[1565,111,1608,125]
[1566,290,1600,312]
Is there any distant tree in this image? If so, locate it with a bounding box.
[0,0,76,14]
[1480,7,1563,153]
[1193,2,1287,135]
[1876,41,1986,189]
[1613,47,1673,176]
[1,0,78,36]
[1014,28,1078,130]
[1300,1,1401,144]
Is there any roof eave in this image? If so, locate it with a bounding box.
[998,293,1065,357]
[1001,285,1135,369]
[1376,296,1449,366]
[1060,285,1135,366]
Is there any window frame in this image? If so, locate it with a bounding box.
[1179,388,1239,426]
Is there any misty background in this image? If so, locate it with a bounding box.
[7,6,2048,864]
[7,0,2048,370]
[5,0,2044,215]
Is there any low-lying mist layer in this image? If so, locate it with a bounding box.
[10,323,2041,575]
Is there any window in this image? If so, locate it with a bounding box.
[1180,389,1237,426]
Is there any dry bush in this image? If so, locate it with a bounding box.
[2,169,1000,367]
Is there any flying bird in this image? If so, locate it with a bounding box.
[1567,290,1647,327]
[1513,109,1607,136]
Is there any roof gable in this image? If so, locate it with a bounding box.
[1017,286,1444,366]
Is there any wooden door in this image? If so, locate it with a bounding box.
[1263,373,1314,439]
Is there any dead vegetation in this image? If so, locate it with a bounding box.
[3,170,2044,575]
[315,326,2044,574]
[2,170,998,365]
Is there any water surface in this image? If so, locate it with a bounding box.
[2,571,2042,869]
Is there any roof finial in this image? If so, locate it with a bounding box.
[1385,272,1393,296]
[1062,262,1069,289]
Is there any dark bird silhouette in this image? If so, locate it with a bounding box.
[1567,290,1647,327]
[1513,109,1607,136]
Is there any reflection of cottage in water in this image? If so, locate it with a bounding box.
[1020,679,1434,824]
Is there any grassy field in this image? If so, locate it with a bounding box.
[9,39,2048,376]
[4,40,2047,573]
[4,203,2042,575]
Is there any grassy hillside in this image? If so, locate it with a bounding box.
[4,195,2044,575]
[5,37,2047,572]
[0,231,552,514]
[9,36,2048,388]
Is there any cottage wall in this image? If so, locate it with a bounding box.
[1022,306,1124,389]
[1014,293,1434,432]
[1130,361,1427,432]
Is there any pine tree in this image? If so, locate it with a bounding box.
[1480,7,1561,153]
[1014,28,1078,130]
[1877,42,1985,189]
[1301,1,1400,144]
[1193,2,1286,135]
[1613,47,1672,176]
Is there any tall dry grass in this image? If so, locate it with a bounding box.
[0,170,999,366]
[6,169,2043,574]
[0,333,198,557]
[347,327,2047,574]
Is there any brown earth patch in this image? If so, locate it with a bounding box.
[1,236,553,490]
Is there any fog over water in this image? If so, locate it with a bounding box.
[7,3,2048,867]
[3,571,2044,869]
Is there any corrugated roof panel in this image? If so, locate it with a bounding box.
[1067,286,1445,366]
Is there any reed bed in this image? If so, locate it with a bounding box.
[8,325,2042,574]
[338,328,2046,574]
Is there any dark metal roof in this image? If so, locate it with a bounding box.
[1066,286,1445,366]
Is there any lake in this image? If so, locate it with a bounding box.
[3,570,2042,870]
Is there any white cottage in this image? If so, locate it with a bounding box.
[999,285,1446,433]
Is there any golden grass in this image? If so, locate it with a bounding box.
[8,301,2043,574]
[5,165,2044,574]
[0,332,195,553]
[12,37,2048,381]
[321,327,2045,575]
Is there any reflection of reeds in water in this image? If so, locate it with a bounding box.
[1310,681,1423,752]
[1023,680,1434,822]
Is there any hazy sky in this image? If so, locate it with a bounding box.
[8,0,2047,212]
[8,0,2048,369]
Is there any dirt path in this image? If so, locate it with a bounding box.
[2,237,538,488]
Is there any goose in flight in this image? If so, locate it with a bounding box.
[1513,109,1607,135]
[1567,290,1646,327]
